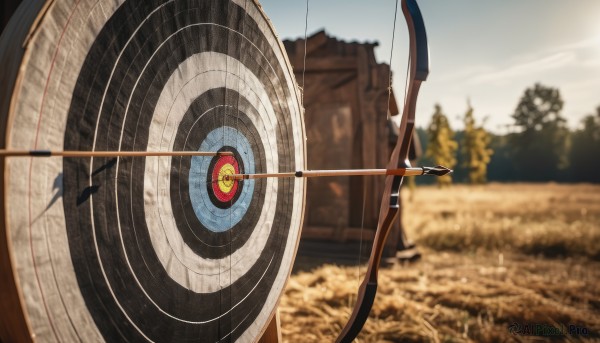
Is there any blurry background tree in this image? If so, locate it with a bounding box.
[408,87,597,184]
[462,101,493,184]
[509,83,569,181]
[569,106,600,183]
[425,104,457,187]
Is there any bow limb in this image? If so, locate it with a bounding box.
[335,0,429,342]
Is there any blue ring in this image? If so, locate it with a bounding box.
[189,127,255,232]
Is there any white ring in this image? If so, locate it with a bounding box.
[143,52,278,293]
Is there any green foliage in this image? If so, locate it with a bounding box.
[569,106,600,182]
[425,104,457,187]
[412,127,435,185]
[486,134,517,181]
[462,102,493,184]
[413,89,599,184]
[509,83,569,181]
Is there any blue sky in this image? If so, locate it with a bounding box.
[259,0,600,133]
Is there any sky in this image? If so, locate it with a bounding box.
[259,0,600,134]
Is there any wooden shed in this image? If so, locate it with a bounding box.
[284,31,419,254]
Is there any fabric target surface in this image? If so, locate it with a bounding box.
[0,0,305,342]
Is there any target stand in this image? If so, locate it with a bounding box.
[0,0,305,342]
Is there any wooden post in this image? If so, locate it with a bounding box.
[258,310,281,343]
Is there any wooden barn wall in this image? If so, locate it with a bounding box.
[284,31,400,242]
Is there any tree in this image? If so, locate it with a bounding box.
[487,134,518,182]
[510,83,569,181]
[462,102,493,184]
[425,104,457,187]
[569,106,600,182]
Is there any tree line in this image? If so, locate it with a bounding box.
[415,83,600,185]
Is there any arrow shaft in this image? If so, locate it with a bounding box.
[297,168,425,177]
[230,166,449,180]
[0,150,233,158]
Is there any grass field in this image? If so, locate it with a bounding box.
[280,183,600,342]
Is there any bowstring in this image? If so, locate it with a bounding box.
[229,0,248,337]
[386,0,399,121]
[301,0,309,106]
[357,178,367,289]
[220,3,230,339]
[357,0,400,289]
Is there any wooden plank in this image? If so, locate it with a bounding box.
[302,226,375,242]
[304,103,352,230]
[258,310,281,343]
[305,30,328,55]
[290,56,358,72]
[356,46,378,231]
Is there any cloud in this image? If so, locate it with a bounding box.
[434,64,491,84]
[438,35,598,88]
[468,52,575,85]
[553,36,600,53]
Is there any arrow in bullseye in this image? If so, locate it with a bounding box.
[227,165,452,180]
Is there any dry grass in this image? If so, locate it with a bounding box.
[404,183,600,260]
[280,183,600,342]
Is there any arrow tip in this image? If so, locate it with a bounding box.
[425,165,453,176]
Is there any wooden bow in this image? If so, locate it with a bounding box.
[335,0,429,341]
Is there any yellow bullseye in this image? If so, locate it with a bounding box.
[218,163,236,193]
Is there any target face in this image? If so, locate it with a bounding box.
[0,0,305,342]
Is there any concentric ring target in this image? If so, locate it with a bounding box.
[209,152,241,205]
[0,0,305,342]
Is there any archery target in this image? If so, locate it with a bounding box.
[0,0,305,342]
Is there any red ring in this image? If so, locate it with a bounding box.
[211,155,239,203]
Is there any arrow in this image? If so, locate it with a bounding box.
[226,165,452,180]
[0,150,233,158]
